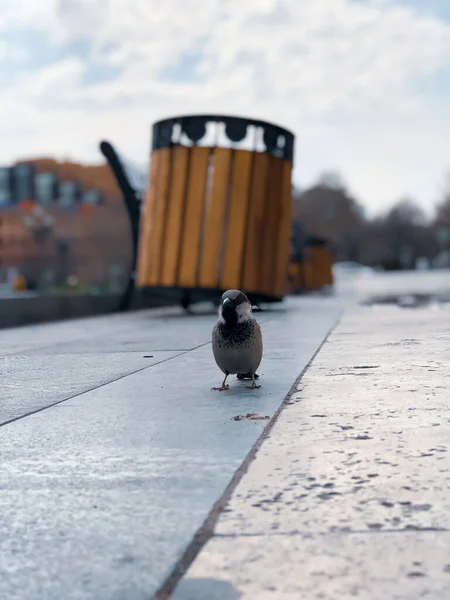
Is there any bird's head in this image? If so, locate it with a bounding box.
[219,289,252,325]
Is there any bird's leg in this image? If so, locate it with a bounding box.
[211,373,230,391]
[246,374,261,390]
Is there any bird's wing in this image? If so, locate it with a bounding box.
[254,320,263,348]
[252,320,263,367]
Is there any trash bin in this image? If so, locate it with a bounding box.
[302,237,334,291]
[136,114,295,305]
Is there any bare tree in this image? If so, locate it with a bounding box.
[433,176,450,255]
[292,173,365,261]
[292,173,445,270]
[435,195,450,229]
[379,198,437,269]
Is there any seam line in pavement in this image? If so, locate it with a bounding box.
[0,341,212,429]
[152,310,344,600]
[2,335,208,358]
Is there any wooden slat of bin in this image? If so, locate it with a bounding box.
[219,149,253,291]
[303,253,314,290]
[318,248,326,289]
[160,146,190,286]
[241,152,270,294]
[178,146,210,287]
[305,258,313,290]
[147,147,172,285]
[316,247,325,288]
[260,156,284,296]
[297,263,306,290]
[136,149,161,286]
[316,246,334,287]
[273,160,293,297]
[198,147,233,289]
[312,248,322,290]
[324,249,334,285]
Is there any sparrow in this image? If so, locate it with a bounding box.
[211,289,263,391]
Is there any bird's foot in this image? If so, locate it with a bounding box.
[245,382,262,390]
[211,384,230,391]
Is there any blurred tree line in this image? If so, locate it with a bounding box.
[292,171,450,270]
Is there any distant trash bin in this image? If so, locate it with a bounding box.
[13,274,27,291]
[136,114,295,306]
[302,237,334,291]
[287,260,304,295]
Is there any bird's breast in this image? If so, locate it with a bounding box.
[212,319,262,375]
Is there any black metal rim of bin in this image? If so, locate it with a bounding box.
[151,113,295,161]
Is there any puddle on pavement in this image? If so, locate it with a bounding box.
[362,292,450,308]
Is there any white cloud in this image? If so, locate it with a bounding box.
[1,0,450,214]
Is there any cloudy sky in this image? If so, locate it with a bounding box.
[1,0,450,215]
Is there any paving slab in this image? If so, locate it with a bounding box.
[172,532,450,600]
[1,351,181,425]
[0,304,254,423]
[174,304,450,599]
[0,295,344,600]
[0,304,217,356]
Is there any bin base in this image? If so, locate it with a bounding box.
[135,286,283,311]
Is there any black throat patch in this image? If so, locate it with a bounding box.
[217,318,253,346]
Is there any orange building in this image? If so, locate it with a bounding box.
[0,158,133,291]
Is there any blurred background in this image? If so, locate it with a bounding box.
[1,0,449,324]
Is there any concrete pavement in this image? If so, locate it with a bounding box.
[3,274,449,600]
[171,303,450,599]
[0,295,345,600]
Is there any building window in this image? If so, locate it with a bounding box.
[83,189,103,205]
[58,181,81,207]
[0,167,13,206]
[14,163,35,201]
[35,172,57,205]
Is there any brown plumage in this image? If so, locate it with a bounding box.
[211,289,263,391]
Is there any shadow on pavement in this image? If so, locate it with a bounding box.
[171,577,241,600]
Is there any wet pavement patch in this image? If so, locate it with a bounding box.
[362,291,450,308]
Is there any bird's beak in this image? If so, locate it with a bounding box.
[222,298,234,308]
